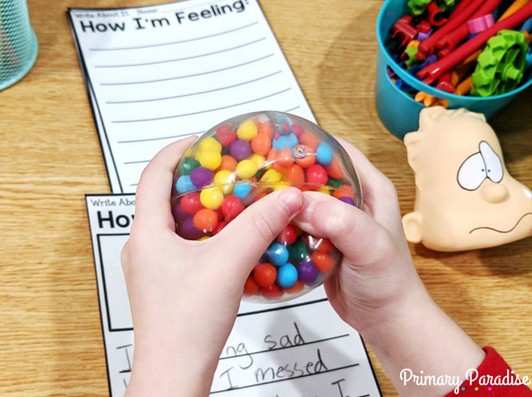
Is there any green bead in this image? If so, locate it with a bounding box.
[178,157,200,176]
[288,239,308,262]
[327,178,344,188]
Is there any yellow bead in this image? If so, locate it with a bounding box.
[200,186,224,209]
[249,153,266,168]
[236,120,258,141]
[260,168,283,183]
[236,159,258,180]
[271,183,290,191]
[196,150,222,171]
[318,186,333,195]
[213,170,235,194]
[199,136,222,153]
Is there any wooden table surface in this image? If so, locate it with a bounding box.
[1,0,530,396]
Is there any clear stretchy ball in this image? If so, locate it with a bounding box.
[171,111,362,303]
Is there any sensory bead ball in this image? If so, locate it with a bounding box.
[171,111,362,303]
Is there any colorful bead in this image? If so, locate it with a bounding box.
[196,150,222,171]
[253,263,277,287]
[220,195,245,222]
[193,208,219,232]
[277,263,298,288]
[237,119,259,140]
[200,186,224,209]
[176,175,195,194]
[236,159,258,180]
[190,167,214,188]
[267,243,289,266]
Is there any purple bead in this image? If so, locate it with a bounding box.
[190,167,213,188]
[339,196,355,206]
[297,260,319,284]
[172,202,188,225]
[179,217,205,240]
[230,139,252,161]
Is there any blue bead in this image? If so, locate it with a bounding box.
[277,263,298,288]
[316,142,333,165]
[267,243,289,266]
[233,183,252,199]
[176,175,195,194]
[273,133,298,150]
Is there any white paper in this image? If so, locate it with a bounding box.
[86,194,382,396]
[69,0,315,193]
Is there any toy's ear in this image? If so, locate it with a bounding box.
[402,211,423,243]
[403,131,422,169]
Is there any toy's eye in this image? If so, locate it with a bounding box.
[457,152,486,190]
[479,141,503,183]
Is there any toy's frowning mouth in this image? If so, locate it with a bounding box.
[469,212,532,234]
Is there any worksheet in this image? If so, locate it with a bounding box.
[68,0,314,193]
[86,194,382,396]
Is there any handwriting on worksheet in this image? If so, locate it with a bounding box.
[86,194,381,396]
[69,0,314,193]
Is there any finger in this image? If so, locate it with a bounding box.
[211,187,303,274]
[336,137,403,232]
[294,192,393,266]
[134,137,197,232]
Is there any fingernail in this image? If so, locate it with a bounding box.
[278,188,303,212]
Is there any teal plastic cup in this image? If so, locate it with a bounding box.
[0,0,38,90]
[375,0,532,140]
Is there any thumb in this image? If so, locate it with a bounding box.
[214,187,303,273]
[294,192,392,267]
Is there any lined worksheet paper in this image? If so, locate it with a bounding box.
[68,0,314,192]
[86,194,382,397]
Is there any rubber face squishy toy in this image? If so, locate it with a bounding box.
[402,107,532,252]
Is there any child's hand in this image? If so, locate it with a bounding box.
[294,137,425,334]
[294,138,485,396]
[121,137,303,397]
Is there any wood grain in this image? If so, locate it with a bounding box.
[0,0,530,395]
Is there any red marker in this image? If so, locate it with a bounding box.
[417,0,485,60]
[417,1,532,85]
[435,0,502,58]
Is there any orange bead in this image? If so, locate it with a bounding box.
[295,145,316,168]
[219,155,237,172]
[332,184,355,200]
[251,133,272,156]
[315,238,333,253]
[252,263,277,287]
[258,121,273,139]
[325,157,345,179]
[311,251,336,273]
[276,148,294,168]
[193,208,219,232]
[299,131,320,150]
[243,275,260,295]
[282,164,305,189]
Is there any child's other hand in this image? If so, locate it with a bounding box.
[294,137,425,334]
[294,138,485,396]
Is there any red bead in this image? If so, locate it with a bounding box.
[260,284,283,300]
[306,164,328,186]
[179,192,203,215]
[243,275,260,295]
[276,224,298,245]
[221,195,245,222]
[215,123,237,147]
